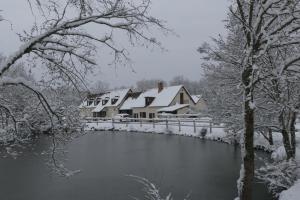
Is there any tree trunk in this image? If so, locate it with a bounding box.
[0,110,3,128]
[5,113,8,127]
[268,128,273,146]
[239,66,255,200]
[289,112,297,158]
[281,128,294,160]
[280,110,296,160]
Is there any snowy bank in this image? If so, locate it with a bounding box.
[83,120,296,152]
[278,123,300,200]
[280,180,300,200]
[279,146,300,200]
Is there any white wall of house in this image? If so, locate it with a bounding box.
[105,107,119,118]
[80,107,95,118]
[132,107,161,118]
[176,106,190,114]
[191,99,207,112]
[169,87,193,106]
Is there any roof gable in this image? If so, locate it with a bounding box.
[191,95,203,104]
[148,85,183,107]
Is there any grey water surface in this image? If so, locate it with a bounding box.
[0,131,273,200]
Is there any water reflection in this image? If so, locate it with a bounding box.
[0,132,273,200]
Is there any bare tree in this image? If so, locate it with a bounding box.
[0,0,167,136]
[91,80,110,94]
[200,1,300,199]
[135,78,166,91]
[169,75,203,95]
[229,1,300,199]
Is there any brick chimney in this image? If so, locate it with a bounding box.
[158,81,164,93]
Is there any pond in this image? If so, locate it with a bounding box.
[0,131,273,200]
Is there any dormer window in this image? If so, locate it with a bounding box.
[102,99,108,105]
[95,98,101,106]
[111,98,118,105]
[145,97,155,106]
[87,99,94,106]
[111,96,119,105]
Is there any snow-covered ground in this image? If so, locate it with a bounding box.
[279,148,300,200]
[84,120,299,153]
[278,123,300,200]
[280,178,300,200]
[84,120,229,144]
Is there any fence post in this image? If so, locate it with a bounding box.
[166,119,168,130]
[153,119,155,129]
[140,119,142,127]
[210,121,212,133]
[126,119,129,127]
[112,118,115,129]
[193,119,196,133]
[178,120,181,132]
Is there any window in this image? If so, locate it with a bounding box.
[140,112,146,118]
[87,99,94,106]
[149,113,155,119]
[180,93,184,104]
[95,98,101,106]
[111,98,118,105]
[102,99,108,105]
[145,97,155,106]
[93,112,105,118]
[133,113,139,118]
[99,111,106,117]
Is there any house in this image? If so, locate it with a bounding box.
[119,92,142,116]
[92,88,132,118]
[79,89,132,118]
[79,93,104,118]
[191,95,207,113]
[121,82,195,118]
[79,82,208,119]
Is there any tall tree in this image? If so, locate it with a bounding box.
[200,1,300,199]
[229,1,300,198]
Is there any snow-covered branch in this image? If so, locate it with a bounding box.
[0,0,167,140]
[0,0,167,88]
[0,77,61,121]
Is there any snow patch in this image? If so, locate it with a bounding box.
[279,180,300,200]
[271,146,287,161]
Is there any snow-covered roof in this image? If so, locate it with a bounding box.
[78,98,99,108]
[191,95,202,104]
[119,97,137,110]
[90,88,131,112]
[127,88,157,108]
[149,85,183,107]
[129,85,184,108]
[78,92,106,108]
[157,104,189,112]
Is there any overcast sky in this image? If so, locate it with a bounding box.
[0,0,230,88]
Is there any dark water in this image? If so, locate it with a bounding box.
[0,131,272,200]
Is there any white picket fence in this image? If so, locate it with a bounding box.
[83,117,226,134]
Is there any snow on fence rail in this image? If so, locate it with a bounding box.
[82,117,226,135]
